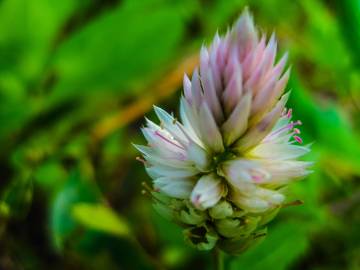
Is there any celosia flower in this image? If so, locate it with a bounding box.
[135,9,312,254]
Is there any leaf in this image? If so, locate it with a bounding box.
[334,0,360,68]
[50,0,187,101]
[50,169,101,249]
[1,171,33,219]
[229,222,309,270]
[72,203,130,238]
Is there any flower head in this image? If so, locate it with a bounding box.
[135,9,312,254]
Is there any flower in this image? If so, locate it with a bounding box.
[135,8,312,254]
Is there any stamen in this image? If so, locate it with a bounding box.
[281,199,304,208]
[142,181,154,193]
[293,135,303,144]
[136,157,147,165]
[293,128,300,134]
[286,108,292,119]
[269,120,302,137]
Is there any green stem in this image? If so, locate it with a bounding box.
[214,248,224,270]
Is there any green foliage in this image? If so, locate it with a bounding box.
[0,0,360,269]
[72,203,130,237]
[229,222,308,270]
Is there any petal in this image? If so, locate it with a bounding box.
[183,74,192,103]
[249,143,311,160]
[220,159,269,191]
[146,164,198,178]
[201,66,224,123]
[260,160,313,184]
[222,55,243,114]
[198,101,224,153]
[231,191,270,213]
[234,8,258,61]
[190,68,203,107]
[221,92,252,145]
[234,92,290,152]
[186,141,210,171]
[191,174,226,210]
[153,105,188,145]
[179,97,204,146]
[154,177,195,199]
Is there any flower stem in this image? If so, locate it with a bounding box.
[214,248,224,270]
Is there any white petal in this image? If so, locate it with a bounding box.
[260,160,313,184]
[191,174,225,210]
[249,143,310,160]
[154,177,195,199]
[153,105,188,144]
[198,101,224,153]
[133,144,191,168]
[221,159,268,191]
[186,141,210,171]
[180,97,203,146]
[231,191,270,213]
[146,164,198,178]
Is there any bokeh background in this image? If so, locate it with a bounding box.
[1,0,360,269]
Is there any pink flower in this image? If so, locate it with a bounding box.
[135,8,312,252]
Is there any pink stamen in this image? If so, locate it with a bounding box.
[154,130,184,150]
[293,128,300,134]
[269,120,302,138]
[293,135,303,144]
[287,108,292,119]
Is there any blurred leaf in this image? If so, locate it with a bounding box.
[1,171,33,219]
[229,222,309,270]
[50,169,101,249]
[72,203,130,238]
[289,75,360,175]
[34,161,67,192]
[0,0,84,141]
[50,0,187,101]
[334,0,360,68]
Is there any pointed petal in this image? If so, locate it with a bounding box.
[187,141,210,171]
[198,101,224,153]
[235,92,290,152]
[221,93,252,145]
[154,177,195,199]
[153,105,188,144]
[249,143,310,160]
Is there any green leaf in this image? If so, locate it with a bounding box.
[1,171,33,219]
[50,0,186,101]
[50,169,100,249]
[229,222,309,270]
[72,203,130,238]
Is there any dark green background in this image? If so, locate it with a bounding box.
[0,0,360,269]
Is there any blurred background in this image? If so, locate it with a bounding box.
[0,0,360,269]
